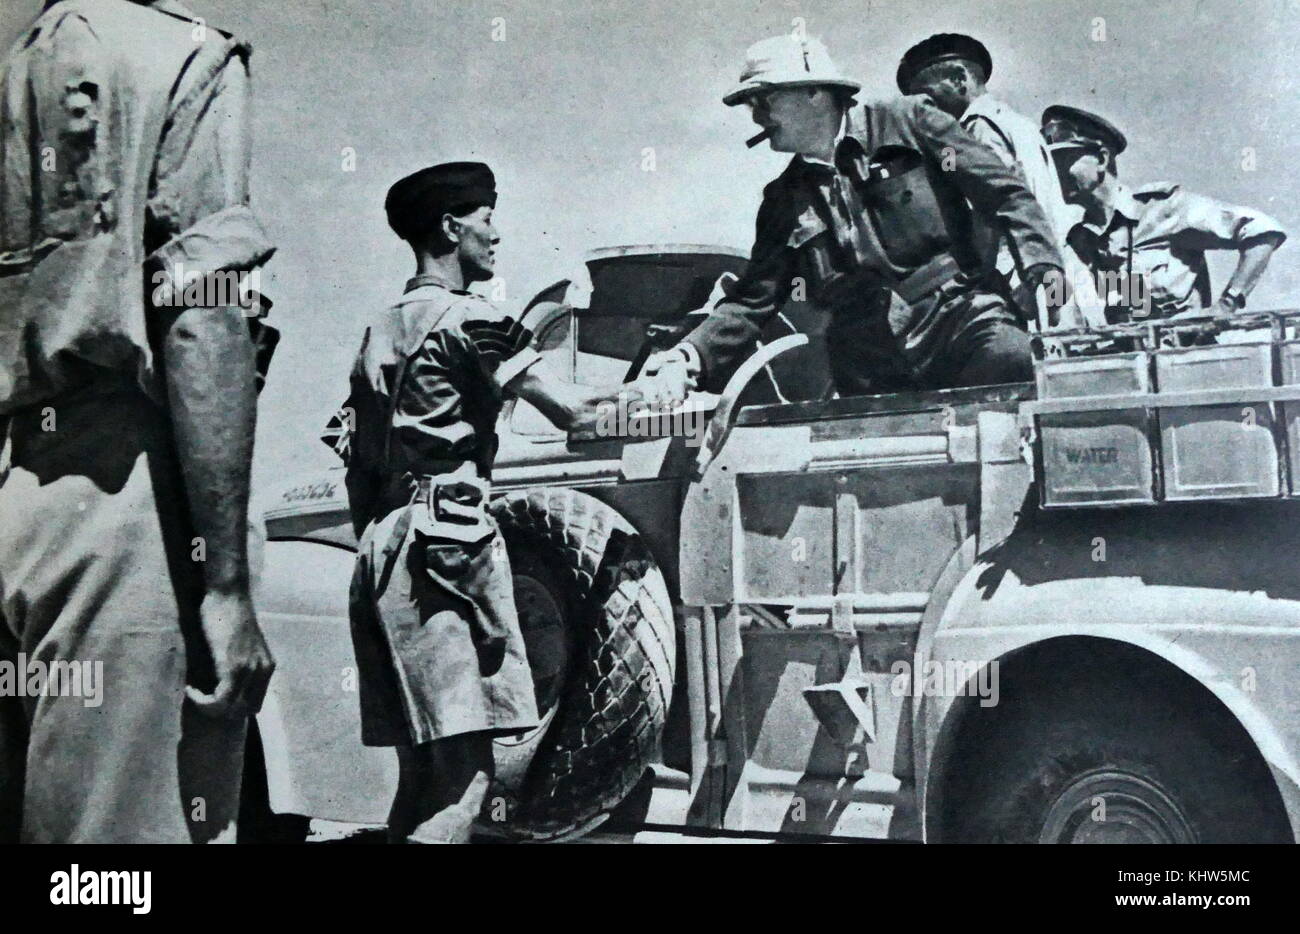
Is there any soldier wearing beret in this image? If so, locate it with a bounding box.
[643,35,1064,401]
[898,34,1104,328]
[338,162,641,843]
[1042,105,1287,322]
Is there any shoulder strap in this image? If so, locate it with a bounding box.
[963,112,1017,160]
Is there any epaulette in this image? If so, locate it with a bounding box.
[1134,181,1182,201]
[431,289,502,329]
[147,2,234,41]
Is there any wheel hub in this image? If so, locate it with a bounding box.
[1039,769,1196,843]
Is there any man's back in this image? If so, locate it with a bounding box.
[0,0,276,844]
[960,94,1103,326]
[0,0,269,411]
[961,95,1076,239]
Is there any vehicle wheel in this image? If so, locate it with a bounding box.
[946,675,1290,843]
[488,488,675,841]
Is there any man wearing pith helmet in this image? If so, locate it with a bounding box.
[1041,105,1286,322]
[643,34,1064,400]
[898,33,1103,328]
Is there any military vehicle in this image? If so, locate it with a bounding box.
[246,244,1300,843]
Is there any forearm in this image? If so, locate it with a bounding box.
[511,371,637,433]
[685,290,786,390]
[1224,237,1282,299]
[163,306,258,595]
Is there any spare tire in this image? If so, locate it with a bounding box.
[487,488,675,841]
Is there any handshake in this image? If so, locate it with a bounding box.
[626,271,731,409]
[630,343,701,411]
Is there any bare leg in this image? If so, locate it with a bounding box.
[389,733,494,844]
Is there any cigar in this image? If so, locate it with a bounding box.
[746,128,772,148]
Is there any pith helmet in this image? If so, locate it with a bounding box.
[722,35,861,106]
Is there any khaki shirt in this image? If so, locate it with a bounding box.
[341,275,539,531]
[0,0,274,412]
[961,95,1105,327]
[1068,182,1287,319]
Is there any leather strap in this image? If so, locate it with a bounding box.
[894,252,963,305]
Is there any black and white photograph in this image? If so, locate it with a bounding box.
[0,0,1296,911]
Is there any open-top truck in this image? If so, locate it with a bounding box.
[249,244,1300,843]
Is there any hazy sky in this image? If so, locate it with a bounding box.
[4,0,1300,490]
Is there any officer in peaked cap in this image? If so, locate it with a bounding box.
[642,33,1063,399]
[1041,105,1286,323]
[897,36,1104,328]
[1041,105,1128,165]
[338,161,645,842]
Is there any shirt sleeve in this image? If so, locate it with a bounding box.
[1170,190,1288,250]
[910,96,1062,274]
[145,38,275,292]
[684,186,795,389]
[461,313,541,393]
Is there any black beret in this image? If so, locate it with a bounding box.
[384,161,497,242]
[896,33,992,93]
[1041,105,1128,155]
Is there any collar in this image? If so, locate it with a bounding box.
[404,272,461,294]
[1080,183,1141,236]
[961,93,1003,122]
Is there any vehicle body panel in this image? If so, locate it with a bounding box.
[917,504,1300,840]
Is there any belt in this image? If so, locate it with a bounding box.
[380,463,487,513]
[894,252,964,305]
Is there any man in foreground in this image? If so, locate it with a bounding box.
[0,0,276,842]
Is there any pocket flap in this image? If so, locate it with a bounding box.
[788,207,829,249]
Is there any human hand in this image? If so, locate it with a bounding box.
[187,589,276,719]
[1210,295,1242,320]
[630,367,695,412]
[1017,264,1068,328]
[640,347,685,379]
